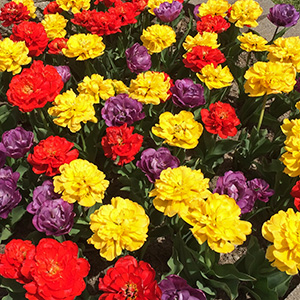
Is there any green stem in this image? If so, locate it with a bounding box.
[257,93,268,131]
[38,108,50,130]
[80,130,87,152]
[270,26,279,43]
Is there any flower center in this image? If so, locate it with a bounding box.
[219,111,228,119]
[47,260,61,275]
[22,84,34,94]
[121,282,138,299]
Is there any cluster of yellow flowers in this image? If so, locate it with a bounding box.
[41,13,68,41]
[63,33,106,61]
[244,61,296,97]
[48,74,128,132]
[149,166,252,253]
[268,36,300,72]
[229,0,263,28]
[129,71,171,105]
[0,38,31,75]
[56,0,90,14]
[197,0,230,17]
[182,194,252,253]
[48,89,98,133]
[149,166,211,217]
[197,0,261,28]
[151,111,203,149]
[197,64,234,90]
[78,74,128,103]
[140,24,176,54]
[249,61,296,96]
[53,159,109,207]
[237,32,269,52]
[262,209,300,275]
[88,197,149,261]
[280,117,300,177]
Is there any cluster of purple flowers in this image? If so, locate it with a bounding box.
[0,167,22,219]
[101,93,145,127]
[54,65,71,83]
[27,180,75,236]
[154,1,183,23]
[0,127,34,219]
[136,147,180,183]
[159,275,207,300]
[171,78,205,108]
[267,4,300,27]
[125,43,152,74]
[214,171,274,214]
[0,126,33,159]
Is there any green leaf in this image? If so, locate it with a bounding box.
[267,270,292,297]
[10,205,26,225]
[166,248,184,275]
[0,226,13,242]
[205,139,240,160]
[212,264,255,281]
[0,278,24,293]
[196,281,215,297]
[209,278,240,300]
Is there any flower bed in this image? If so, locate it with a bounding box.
[0,0,300,299]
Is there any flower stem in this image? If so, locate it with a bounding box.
[257,93,268,131]
[270,26,279,43]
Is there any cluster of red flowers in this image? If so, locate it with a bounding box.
[196,15,231,34]
[10,21,49,57]
[0,239,90,300]
[27,136,79,176]
[291,180,300,211]
[0,1,30,27]
[43,1,63,14]
[98,255,161,300]
[200,101,240,139]
[72,0,144,36]
[6,60,63,112]
[183,45,226,72]
[48,38,68,55]
[101,123,143,166]
[95,0,148,11]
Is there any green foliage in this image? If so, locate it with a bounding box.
[236,236,292,300]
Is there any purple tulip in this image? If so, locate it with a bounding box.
[295,77,300,93]
[101,93,145,127]
[247,178,274,203]
[0,127,34,159]
[125,43,152,74]
[214,171,256,214]
[31,198,75,236]
[193,4,201,22]
[159,275,206,300]
[0,167,22,219]
[154,1,183,23]
[136,147,180,183]
[27,180,60,214]
[170,78,205,108]
[54,65,71,83]
[267,4,300,27]
[27,180,75,236]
